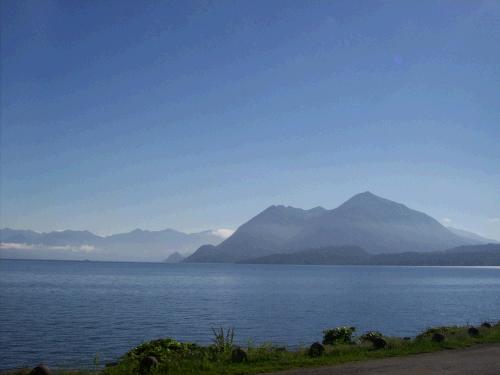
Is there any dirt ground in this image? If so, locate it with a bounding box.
[260,344,500,375]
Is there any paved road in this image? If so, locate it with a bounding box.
[260,344,500,375]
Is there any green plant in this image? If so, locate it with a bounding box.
[359,331,383,343]
[124,338,204,363]
[323,326,356,345]
[93,353,100,372]
[211,327,235,353]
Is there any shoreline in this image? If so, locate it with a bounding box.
[5,322,500,375]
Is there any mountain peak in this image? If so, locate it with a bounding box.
[349,191,382,201]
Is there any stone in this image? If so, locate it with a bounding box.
[371,337,387,349]
[468,327,480,337]
[308,342,325,357]
[431,333,445,342]
[231,347,247,363]
[140,356,159,373]
[481,322,492,328]
[30,365,51,375]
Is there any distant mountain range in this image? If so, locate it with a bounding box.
[446,227,499,244]
[239,244,500,266]
[185,192,497,263]
[2,192,497,264]
[0,228,229,262]
[163,252,186,263]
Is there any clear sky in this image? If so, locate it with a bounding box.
[1,0,499,240]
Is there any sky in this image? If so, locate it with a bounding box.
[1,0,499,240]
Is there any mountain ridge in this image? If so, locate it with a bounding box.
[239,243,500,266]
[0,227,229,262]
[185,192,483,263]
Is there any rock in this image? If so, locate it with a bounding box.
[481,322,492,328]
[308,342,325,357]
[371,337,387,349]
[231,347,247,363]
[468,327,480,337]
[140,356,159,373]
[403,337,411,341]
[30,365,51,375]
[431,333,445,342]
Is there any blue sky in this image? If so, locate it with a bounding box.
[1,0,499,240]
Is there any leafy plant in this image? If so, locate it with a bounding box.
[124,338,204,363]
[211,327,235,353]
[359,331,383,343]
[322,326,356,345]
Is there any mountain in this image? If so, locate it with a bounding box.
[0,228,227,262]
[240,246,371,265]
[184,205,327,262]
[99,229,225,261]
[286,192,474,254]
[163,252,186,263]
[447,227,499,244]
[39,230,102,246]
[185,192,479,263]
[369,243,500,266]
[0,228,44,244]
[241,244,500,266]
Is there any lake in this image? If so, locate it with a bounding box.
[1,259,500,370]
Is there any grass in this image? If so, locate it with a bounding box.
[7,322,500,375]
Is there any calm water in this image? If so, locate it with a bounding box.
[1,259,500,370]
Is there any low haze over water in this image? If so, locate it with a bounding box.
[1,259,500,370]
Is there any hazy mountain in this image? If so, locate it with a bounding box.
[185,205,327,262]
[241,244,500,266]
[286,192,474,254]
[1,228,101,246]
[40,230,102,246]
[240,246,371,265]
[370,243,500,266]
[185,192,478,263]
[163,252,186,263]
[99,228,226,261]
[447,227,499,244]
[0,228,227,262]
[0,228,43,244]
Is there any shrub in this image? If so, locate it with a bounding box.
[359,331,383,343]
[322,326,356,345]
[416,326,458,340]
[481,322,492,328]
[124,338,204,363]
[359,331,387,349]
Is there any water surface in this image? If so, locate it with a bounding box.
[1,259,500,370]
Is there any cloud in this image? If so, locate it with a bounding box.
[488,218,499,223]
[79,244,96,252]
[0,243,96,252]
[211,228,235,239]
[0,242,35,250]
[441,218,452,224]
